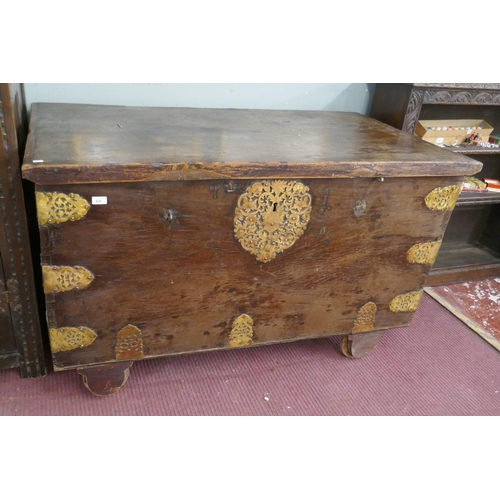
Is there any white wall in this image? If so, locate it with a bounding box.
[24,83,375,115]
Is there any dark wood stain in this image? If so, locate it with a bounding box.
[38,176,462,370]
[22,104,480,185]
[0,83,47,377]
[21,104,483,394]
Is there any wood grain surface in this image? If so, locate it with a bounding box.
[22,104,481,185]
[23,104,481,382]
[39,176,457,370]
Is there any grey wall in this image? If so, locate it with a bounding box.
[24,83,375,115]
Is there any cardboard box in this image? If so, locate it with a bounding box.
[462,176,488,192]
[415,119,494,146]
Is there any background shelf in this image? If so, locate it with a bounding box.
[427,242,500,286]
[457,191,500,206]
[445,145,500,155]
[434,242,500,269]
[369,83,500,286]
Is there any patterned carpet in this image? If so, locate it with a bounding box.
[1,293,499,415]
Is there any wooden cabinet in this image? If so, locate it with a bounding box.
[22,103,480,395]
[369,83,500,286]
[0,83,47,377]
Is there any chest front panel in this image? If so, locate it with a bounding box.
[37,176,457,370]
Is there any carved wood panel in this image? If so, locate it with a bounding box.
[0,83,46,377]
[402,89,424,134]
[423,90,500,105]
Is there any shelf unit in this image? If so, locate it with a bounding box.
[369,83,500,286]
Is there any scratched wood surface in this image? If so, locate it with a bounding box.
[38,176,458,370]
[22,104,481,185]
[425,279,500,351]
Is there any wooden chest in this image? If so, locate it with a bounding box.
[22,103,481,395]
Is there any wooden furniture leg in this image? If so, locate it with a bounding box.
[341,332,383,358]
[77,361,133,396]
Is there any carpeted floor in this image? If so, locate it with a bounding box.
[1,293,499,416]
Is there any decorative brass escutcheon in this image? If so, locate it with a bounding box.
[406,241,442,265]
[424,185,461,211]
[234,180,312,263]
[352,302,377,334]
[49,327,97,353]
[115,324,144,361]
[389,291,423,313]
[36,191,91,226]
[42,265,94,294]
[228,314,254,348]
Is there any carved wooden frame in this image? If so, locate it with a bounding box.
[0,84,47,377]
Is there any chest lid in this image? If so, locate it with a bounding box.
[22,103,481,185]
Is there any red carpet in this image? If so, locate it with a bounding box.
[1,294,499,415]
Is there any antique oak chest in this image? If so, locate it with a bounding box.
[22,103,481,395]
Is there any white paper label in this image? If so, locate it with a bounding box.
[436,137,444,144]
[92,196,108,205]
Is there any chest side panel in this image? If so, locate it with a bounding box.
[37,176,458,369]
